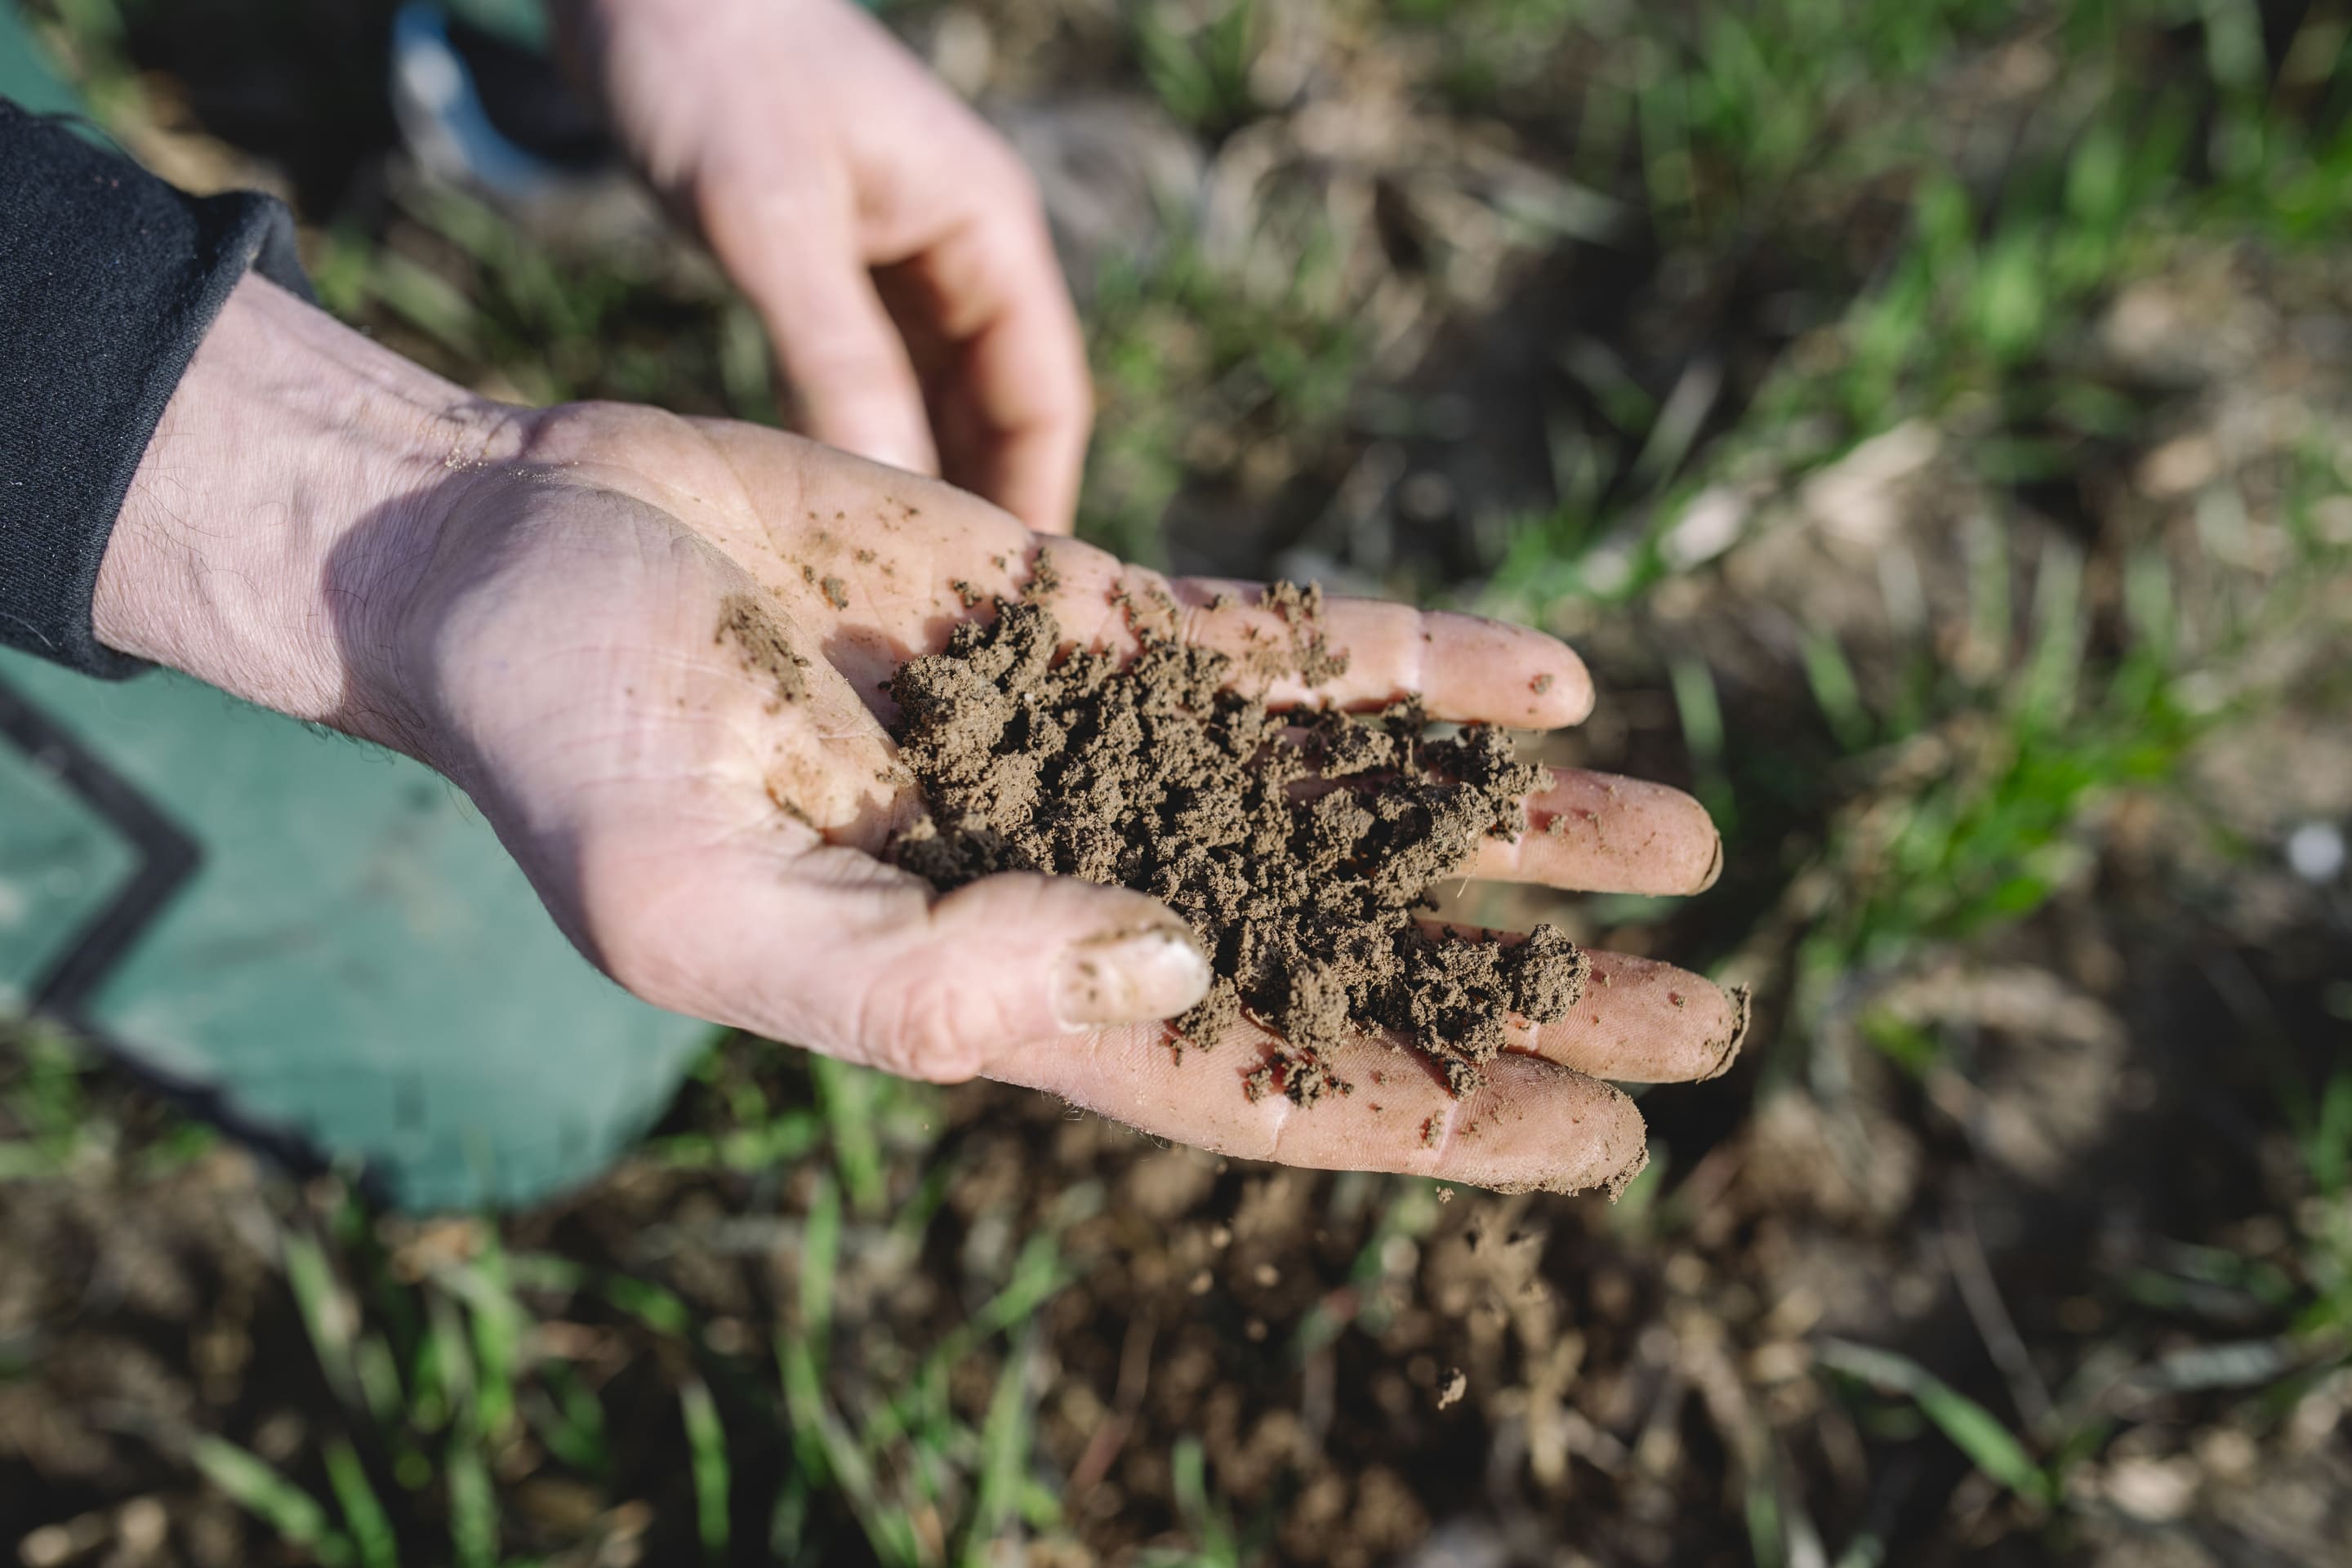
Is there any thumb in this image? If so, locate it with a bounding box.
[847,869,1210,1083]
[729,208,941,478]
[624,844,1209,1086]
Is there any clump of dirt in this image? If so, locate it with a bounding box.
[888,579,1585,1103]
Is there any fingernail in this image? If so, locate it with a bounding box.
[1702,984,1753,1080]
[1054,926,1210,1029]
[1698,828,1726,892]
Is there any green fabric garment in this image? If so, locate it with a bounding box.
[1,650,719,1211]
[0,4,83,118]
[442,0,550,51]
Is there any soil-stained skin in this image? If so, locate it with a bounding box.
[716,593,808,706]
[888,585,1585,1104]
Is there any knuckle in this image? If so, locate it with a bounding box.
[857,971,984,1084]
[978,158,1061,251]
[790,332,912,396]
[978,141,1045,209]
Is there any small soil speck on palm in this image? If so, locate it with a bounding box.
[889,585,1585,1104]
[716,593,807,703]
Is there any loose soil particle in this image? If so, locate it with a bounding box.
[889,583,1586,1104]
[1437,1366,1468,1409]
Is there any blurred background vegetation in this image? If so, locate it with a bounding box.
[4,0,2352,1564]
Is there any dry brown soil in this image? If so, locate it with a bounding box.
[888,583,1584,1106]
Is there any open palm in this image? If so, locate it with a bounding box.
[394,403,1741,1192]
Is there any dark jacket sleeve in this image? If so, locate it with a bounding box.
[0,97,312,678]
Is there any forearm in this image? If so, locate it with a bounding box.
[93,274,523,756]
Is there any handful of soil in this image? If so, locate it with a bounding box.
[888,581,1585,1105]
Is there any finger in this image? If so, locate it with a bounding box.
[709,194,942,479]
[879,185,1092,533]
[1529,949,1748,1083]
[1469,770,1723,893]
[1414,926,1748,1084]
[987,1016,1650,1195]
[614,842,1209,1086]
[1027,548,1597,727]
[666,495,1597,729]
[638,466,1592,730]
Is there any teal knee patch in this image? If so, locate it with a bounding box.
[0,652,715,1210]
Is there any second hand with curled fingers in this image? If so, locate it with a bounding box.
[101,274,1741,1196]
[547,0,1095,533]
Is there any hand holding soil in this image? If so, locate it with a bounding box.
[100,274,1741,1195]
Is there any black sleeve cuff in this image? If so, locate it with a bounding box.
[0,97,314,679]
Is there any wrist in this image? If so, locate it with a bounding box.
[94,273,528,760]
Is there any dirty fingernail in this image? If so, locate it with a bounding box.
[1054,927,1210,1028]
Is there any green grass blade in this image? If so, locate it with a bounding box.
[1744,1467,1784,1568]
[1168,1436,1238,1565]
[322,1437,399,1568]
[281,1229,362,1411]
[1801,629,1873,754]
[1668,653,1725,768]
[869,1227,1074,1457]
[802,1172,842,1352]
[2306,1070,2352,1196]
[777,1334,925,1566]
[353,1332,406,1430]
[189,1434,354,1568]
[421,1289,475,1433]
[777,1175,932,1565]
[450,1233,522,1442]
[812,1058,888,1217]
[1018,1476,1062,1531]
[369,249,485,358]
[770,1469,811,1561]
[526,1359,611,1476]
[421,1243,524,1454]
[1964,514,2013,683]
[961,1330,1039,1563]
[2017,541,2085,727]
[447,1421,497,1568]
[1817,1338,2051,1505]
[1832,1532,1886,1568]
[680,1375,731,1561]
[601,1275,694,1339]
